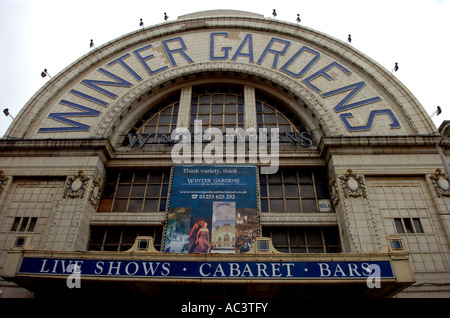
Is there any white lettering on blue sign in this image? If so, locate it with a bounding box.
[38,32,400,133]
[20,257,395,280]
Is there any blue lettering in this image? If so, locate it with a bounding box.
[162,37,194,66]
[81,68,133,99]
[322,82,382,112]
[340,109,401,131]
[231,34,254,62]
[302,61,351,93]
[38,100,101,132]
[257,37,291,68]
[108,53,143,81]
[280,46,320,78]
[69,89,109,107]
[210,32,232,60]
[133,44,169,75]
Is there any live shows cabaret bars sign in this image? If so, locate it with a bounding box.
[19,257,395,280]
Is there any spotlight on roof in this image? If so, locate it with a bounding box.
[139,18,144,27]
[272,9,277,18]
[41,69,51,79]
[90,39,95,48]
[164,12,169,21]
[296,14,301,23]
[3,108,15,120]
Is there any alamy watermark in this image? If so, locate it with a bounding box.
[170,120,280,174]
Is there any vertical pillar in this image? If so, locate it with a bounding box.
[176,86,192,130]
[244,86,257,130]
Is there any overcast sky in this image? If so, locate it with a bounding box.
[1,0,449,137]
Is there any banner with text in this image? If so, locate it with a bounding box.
[164,165,259,254]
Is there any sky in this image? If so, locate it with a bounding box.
[0,0,449,137]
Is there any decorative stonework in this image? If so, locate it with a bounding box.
[89,177,104,208]
[64,170,90,198]
[329,177,340,207]
[0,170,9,196]
[430,168,450,197]
[339,169,367,198]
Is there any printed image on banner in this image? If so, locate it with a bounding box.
[164,165,259,254]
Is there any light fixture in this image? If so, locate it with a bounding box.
[41,69,51,78]
[139,18,144,27]
[164,12,168,21]
[3,108,14,120]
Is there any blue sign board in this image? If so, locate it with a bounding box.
[18,257,394,279]
[164,165,259,254]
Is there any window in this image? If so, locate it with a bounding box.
[260,168,331,213]
[98,170,170,212]
[394,218,424,234]
[88,226,163,251]
[190,86,244,133]
[11,217,38,232]
[122,93,180,147]
[256,90,308,135]
[262,227,341,253]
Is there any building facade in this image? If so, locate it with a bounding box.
[0,10,449,298]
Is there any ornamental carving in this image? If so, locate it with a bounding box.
[329,177,340,207]
[339,169,367,198]
[430,168,450,197]
[64,170,90,198]
[89,177,104,208]
[0,170,9,196]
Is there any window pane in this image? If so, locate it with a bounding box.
[302,199,316,212]
[301,184,315,197]
[283,173,297,184]
[286,199,301,212]
[394,218,404,233]
[306,229,323,245]
[19,217,29,232]
[269,184,282,197]
[131,185,146,197]
[269,199,284,212]
[28,217,38,232]
[284,185,299,197]
[119,172,133,183]
[144,199,159,212]
[272,230,288,245]
[147,185,161,197]
[403,218,414,233]
[128,199,143,212]
[116,185,131,197]
[113,199,128,211]
[260,184,267,197]
[261,199,268,212]
[290,230,306,245]
[413,218,424,233]
[11,217,21,231]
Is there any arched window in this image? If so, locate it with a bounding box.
[256,90,308,134]
[121,93,179,147]
[190,86,244,133]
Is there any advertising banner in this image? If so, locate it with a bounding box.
[164,165,259,254]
